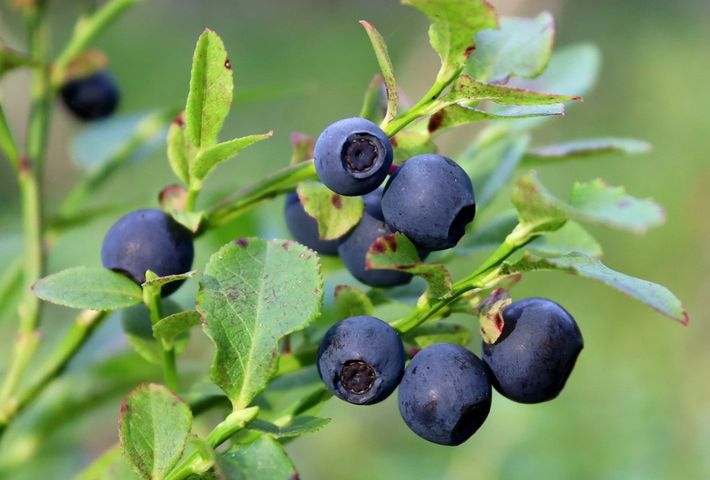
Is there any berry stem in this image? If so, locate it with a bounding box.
[164,406,260,480]
[389,222,533,333]
[143,286,180,392]
[382,66,462,137]
[205,160,317,229]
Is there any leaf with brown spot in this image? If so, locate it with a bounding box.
[297,181,364,240]
[365,233,452,299]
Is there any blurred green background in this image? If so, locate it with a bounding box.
[1,0,709,478]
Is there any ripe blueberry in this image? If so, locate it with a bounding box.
[284,191,338,255]
[317,315,405,405]
[101,209,194,296]
[60,71,120,121]
[337,189,416,287]
[482,297,584,404]
[398,343,492,446]
[382,154,475,251]
[314,117,393,196]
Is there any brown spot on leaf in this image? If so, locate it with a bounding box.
[282,240,293,250]
[389,136,398,148]
[331,194,343,209]
[334,284,347,295]
[235,238,249,247]
[464,45,476,58]
[428,111,444,133]
[370,238,387,254]
[384,234,398,251]
[224,58,232,70]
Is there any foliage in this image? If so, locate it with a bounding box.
[0,0,687,478]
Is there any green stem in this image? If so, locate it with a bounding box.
[143,288,179,392]
[382,67,460,137]
[51,0,138,86]
[0,100,19,170]
[0,310,108,428]
[185,185,200,212]
[164,407,260,480]
[0,0,52,409]
[390,223,530,333]
[205,160,317,229]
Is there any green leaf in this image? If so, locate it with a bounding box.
[185,29,233,150]
[402,323,472,348]
[502,253,688,324]
[214,436,297,480]
[359,20,398,123]
[360,74,387,123]
[444,74,580,106]
[514,43,601,98]
[365,233,452,299]
[523,138,652,165]
[142,271,196,289]
[190,132,272,183]
[403,0,498,81]
[469,134,530,209]
[428,102,563,134]
[527,221,603,258]
[171,210,205,234]
[297,181,364,240]
[32,267,142,310]
[119,383,193,480]
[248,416,330,439]
[198,238,323,409]
[290,132,314,164]
[166,112,196,185]
[334,285,374,319]
[511,172,568,235]
[469,12,555,82]
[153,310,201,349]
[569,179,666,234]
[513,173,666,236]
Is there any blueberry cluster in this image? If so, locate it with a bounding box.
[285,117,476,287]
[317,298,583,446]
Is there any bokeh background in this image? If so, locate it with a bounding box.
[1,0,709,478]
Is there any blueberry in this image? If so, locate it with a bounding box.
[398,343,491,446]
[317,315,405,405]
[482,297,584,404]
[60,71,120,121]
[382,154,475,251]
[337,190,415,287]
[314,117,393,196]
[284,191,339,255]
[101,209,194,296]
